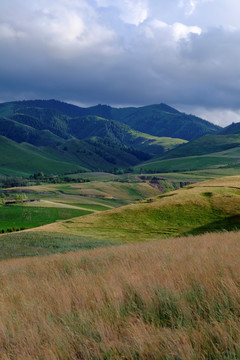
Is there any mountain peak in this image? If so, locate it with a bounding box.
[155,103,180,114]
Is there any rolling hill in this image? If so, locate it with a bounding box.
[133,120,240,175]
[219,121,240,135]
[0,135,86,177]
[32,175,240,242]
[159,133,240,159]
[68,115,186,154]
[0,135,159,176]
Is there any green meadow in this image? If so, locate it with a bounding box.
[0,232,121,260]
[0,206,91,233]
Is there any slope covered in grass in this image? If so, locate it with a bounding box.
[0,206,92,233]
[219,121,240,135]
[111,103,220,140]
[68,115,186,155]
[159,133,240,159]
[0,116,65,146]
[0,133,158,176]
[0,135,86,176]
[0,231,240,359]
[36,176,240,242]
[6,180,162,207]
[135,150,240,173]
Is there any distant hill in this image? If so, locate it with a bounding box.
[134,132,240,174]
[0,99,224,175]
[109,103,220,141]
[68,115,186,154]
[159,134,240,159]
[219,122,240,135]
[0,135,85,177]
[0,134,156,176]
[0,100,220,141]
[0,117,64,147]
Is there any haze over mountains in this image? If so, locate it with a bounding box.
[1,99,240,177]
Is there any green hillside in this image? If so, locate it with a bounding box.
[68,115,186,155]
[35,176,240,242]
[69,102,220,141]
[0,117,65,147]
[135,151,240,173]
[111,104,220,141]
[0,136,86,177]
[0,99,227,175]
[159,134,240,159]
[0,100,220,142]
[0,101,190,172]
[58,137,151,170]
[0,135,151,176]
[219,121,240,135]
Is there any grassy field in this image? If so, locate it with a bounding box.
[34,176,240,242]
[0,232,121,260]
[138,167,240,182]
[129,129,187,152]
[5,180,162,209]
[135,150,240,173]
[0,136,86,177]
[1,175,240,261]
[0,206,92,232]
[0,231,239,359]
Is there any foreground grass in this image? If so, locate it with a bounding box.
[0,232,121,260]
[0,231,240,359]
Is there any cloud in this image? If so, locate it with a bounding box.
[0,23,26,40]
[178,0,215,16]
[0,0,240,126]
[95,0,149,25]
[178,106,240,127]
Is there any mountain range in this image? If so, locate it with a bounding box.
[0,99,238,177]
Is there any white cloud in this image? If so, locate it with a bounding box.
[178,0,215,16]
[120,0,148,25]
[179,106,240,127]
[142,19,201,42]
[27,1,118,57]
[95,0,148,25]
[172,22,202,40]
[0,23,26,39]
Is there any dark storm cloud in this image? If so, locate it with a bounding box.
[0,0,240,125]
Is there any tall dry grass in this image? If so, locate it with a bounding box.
[0,231,240,359]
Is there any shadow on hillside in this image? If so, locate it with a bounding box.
[184,215,240,236]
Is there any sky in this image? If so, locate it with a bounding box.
[0,0,240,126]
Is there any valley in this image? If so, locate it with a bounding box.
[0,99,240,359]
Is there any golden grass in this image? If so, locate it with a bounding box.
[0,231,240,359]
[7,181,160,201]
[191,175,240,188]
